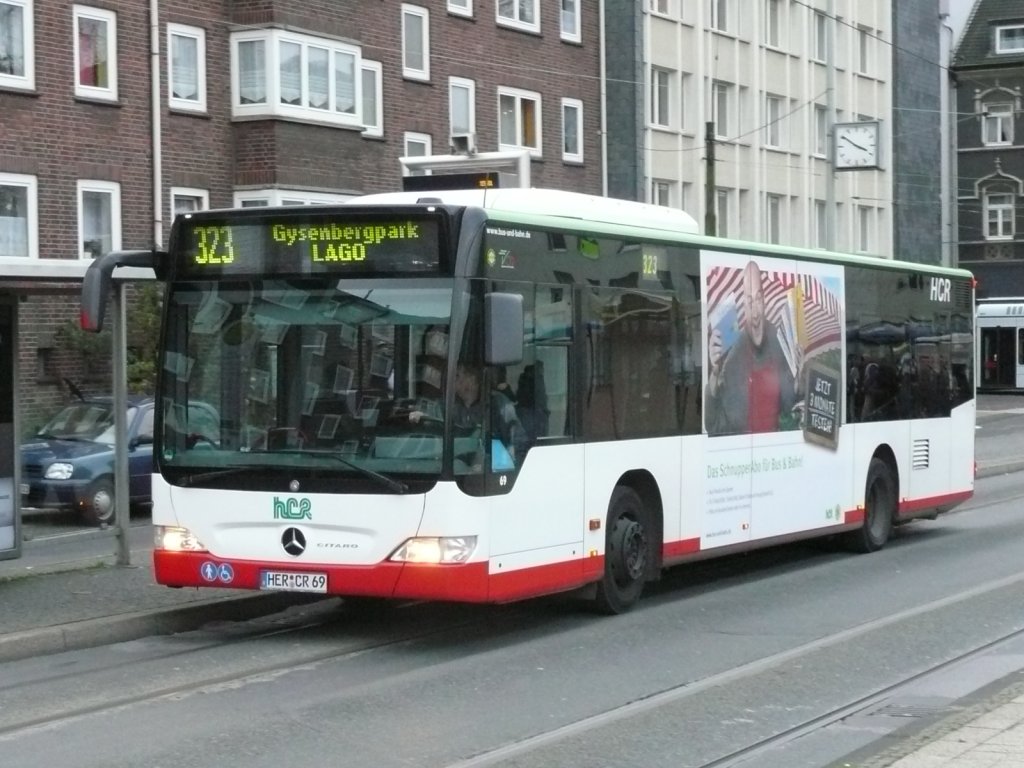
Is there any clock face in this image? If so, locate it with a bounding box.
[835,123,879,168]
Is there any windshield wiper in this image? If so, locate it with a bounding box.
[181,467,255,486]
[248,448,409,494]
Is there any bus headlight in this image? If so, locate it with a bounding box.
[155,526,207,552]
[390,536,477,564]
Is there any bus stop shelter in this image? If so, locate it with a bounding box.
[0,258,151,562]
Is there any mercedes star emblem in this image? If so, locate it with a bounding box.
[281,527,306,557]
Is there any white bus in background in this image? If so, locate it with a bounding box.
[977,299,1024,391]
[81,188,976,614]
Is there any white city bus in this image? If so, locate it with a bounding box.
[82,189,976,613]
[977,298,1024,391]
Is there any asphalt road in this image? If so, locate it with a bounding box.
[3,393,1023,768]
[4,470,1024,768]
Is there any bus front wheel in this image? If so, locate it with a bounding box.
[845,457,895,553]
[593,486,649,614]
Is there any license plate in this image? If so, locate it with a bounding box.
[19,483,28,497]
[260,570,328,593]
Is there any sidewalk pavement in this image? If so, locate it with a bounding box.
[0,520,323,662]
[0,395,1023,767]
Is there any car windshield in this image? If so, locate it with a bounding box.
[159,278,458,479]
[93,407,142,445]
[36,403,138,444]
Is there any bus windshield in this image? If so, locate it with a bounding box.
[158,277,459,488]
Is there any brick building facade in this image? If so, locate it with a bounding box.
[1,0,603,429]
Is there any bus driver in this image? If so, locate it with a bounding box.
[410,363,526,467]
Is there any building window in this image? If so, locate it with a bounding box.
[652,179,672,206]
[168,24,205,112]
[856,205,872,252]
[448,0,472,18]
[813,104,827,155]
[857,26,871,75]
[765,0,780,47]
[983,103,1013,146]
[0,0,33,90]
[449,76,475,139]
[710,0,729,32]
[713,81,731,138]
[497,0,539,33]
[814,200,827,248]
[765,94,783,148]
[402,4,429,81]
[562,98,583,162]
[813,12,827,61]
[715,187,730,237]
[765,194,782,243]
[77,180,121,260]
[231,30,361,128]
[74,5,117,101]
[985,192,1015,240]
[404,131,432,176]
[361,60,383,137]
[561,0,580,42]
[236,39,266,104]
[232,190,353,207]
[996,24,1024,54]
[650,0,669,15]
[498,86,541,155]
[0,172,36,258]
[651,67,671,127]
[679,73,689,132]
[170,187,209,222]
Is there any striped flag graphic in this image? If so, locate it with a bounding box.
[707,265,842,357]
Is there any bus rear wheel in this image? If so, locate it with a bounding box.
[845,457,895,553]
[593,486,649,615]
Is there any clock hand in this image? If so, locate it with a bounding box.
[841,135,867,151]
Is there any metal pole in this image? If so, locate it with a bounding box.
[825,0,836,251]
[111,283,130,565]
[705,121,717,236]
[939,15,954,268]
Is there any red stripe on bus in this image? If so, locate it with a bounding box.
[154,551,587,603]
[486,560,590,602]
[663,538,701,558]
[154,551,405,595]
[899,489,973,515]
[841,488,972,525]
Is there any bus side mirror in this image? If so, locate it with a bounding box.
[81,250,165,332]
[484,293,524,366]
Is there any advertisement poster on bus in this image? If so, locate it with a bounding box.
[701,253,845,547]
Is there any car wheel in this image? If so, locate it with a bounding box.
[83,478,116,526]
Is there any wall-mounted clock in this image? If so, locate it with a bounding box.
[834,121,880,170]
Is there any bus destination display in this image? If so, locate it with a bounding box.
[176,213,444,277]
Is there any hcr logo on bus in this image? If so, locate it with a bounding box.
[274,497,312,520]
[930,277,952,303]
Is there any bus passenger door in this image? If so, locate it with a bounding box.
[487,283,583,588]
[1017,329,1024,389]
[979,326,1015,389]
